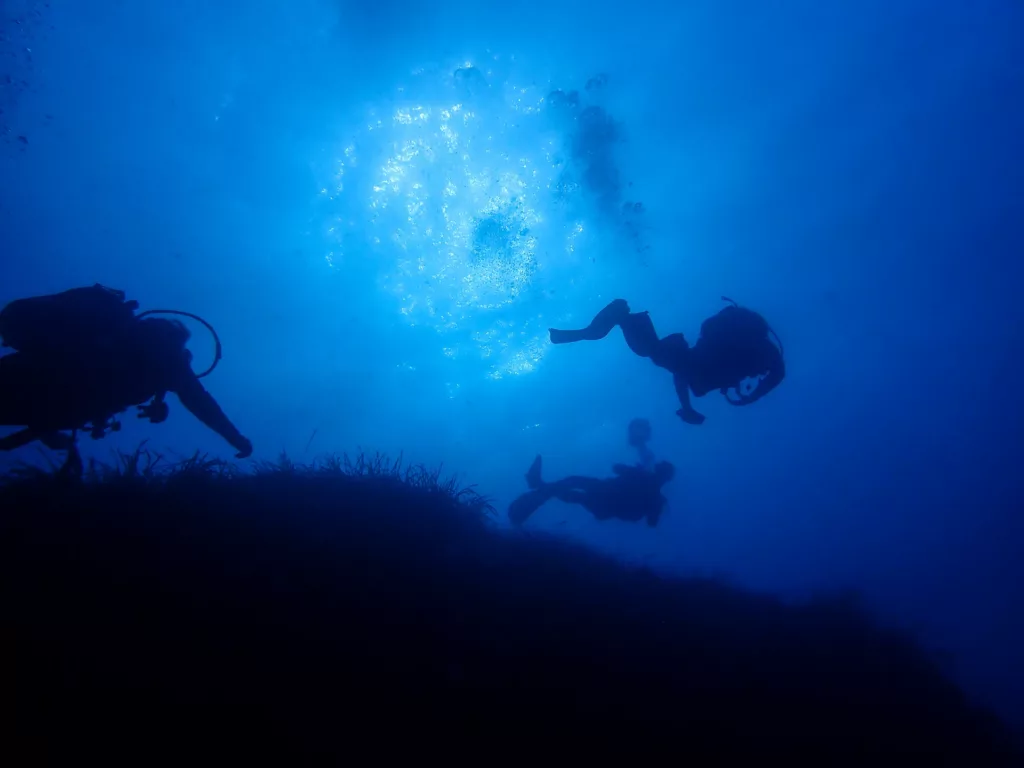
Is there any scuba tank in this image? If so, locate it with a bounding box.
[714,297,785,405]
[0,284,223,378]
[0,284,139,354]
[708,296,784,360]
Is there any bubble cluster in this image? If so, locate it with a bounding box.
[320,55,628,380]
[0,1,52,147]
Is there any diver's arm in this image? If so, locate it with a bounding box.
[137,391,169,423]
[673,372,705,425]
[171,368,253,458]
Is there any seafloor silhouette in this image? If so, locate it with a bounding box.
[2,447,1021,762]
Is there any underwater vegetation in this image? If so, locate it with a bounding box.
[2,448,1021,762]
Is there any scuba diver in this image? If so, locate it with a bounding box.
[0,284,253,472]
[549,297,785,425]
[508,453,675,527]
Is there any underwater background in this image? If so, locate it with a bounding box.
[2,0,1022,734]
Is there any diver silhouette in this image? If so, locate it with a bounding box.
[508,454,675,527]
[549,297,785,425]
[0,284,252,471]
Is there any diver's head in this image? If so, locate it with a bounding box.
[139,317,191,350]
[627,417,651,448]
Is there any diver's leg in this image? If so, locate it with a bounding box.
[524,455,544,490]
[551,486,613,521]
[0,429,83,474]
[552,489,588,506]
[617,311,665,359]
[548,475,603,501]
[549,299,630,344]
[621,315,693,372]
[0,353,68,428]
[39,431,76,451]
[0,427,40,451]
[58,441,83,478]
[37,431,83,476]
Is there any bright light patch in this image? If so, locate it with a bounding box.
[320,55,614,380]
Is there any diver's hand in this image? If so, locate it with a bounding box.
[233,437,253,460]
[137,400,170,424]
[677,407,706,426]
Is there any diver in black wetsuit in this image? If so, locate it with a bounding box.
[0,284,252,471]
[549,298,785,425]
[508,454,675,527]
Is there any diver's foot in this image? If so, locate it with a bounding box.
[677,407,706,426]
[548,327,573,344]
[525,454,543,490]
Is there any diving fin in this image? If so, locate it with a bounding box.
[508,489,549,526]
[525,454,543,490]
[549,328,580,344]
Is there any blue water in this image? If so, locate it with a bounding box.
[2,0,1022,730]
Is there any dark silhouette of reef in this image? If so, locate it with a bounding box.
[1,447,1021,763]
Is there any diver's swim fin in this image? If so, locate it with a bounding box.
[525,454,543,490]
[549,328,585,344]
[508,489,549,525]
